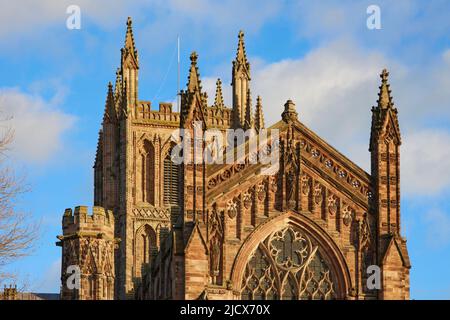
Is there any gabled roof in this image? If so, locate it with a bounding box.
[380,234,411,269]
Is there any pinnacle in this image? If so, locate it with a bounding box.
[187,52,201,92]
[124,17,137,57]
[214,79,224,108]
[103,82,116,123]
[235,30,249,67]
[254,95,265,131]
[377,68,394,109]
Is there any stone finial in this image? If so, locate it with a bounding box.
[190,51,198,63]
[282,99,298,123]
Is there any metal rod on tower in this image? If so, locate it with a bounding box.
[177,35,180,113]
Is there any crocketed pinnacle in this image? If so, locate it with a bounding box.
[187,52,202,93]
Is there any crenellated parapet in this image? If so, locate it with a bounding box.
[135,102,180,124]
[58,206,117,300]
[62,206,115,237]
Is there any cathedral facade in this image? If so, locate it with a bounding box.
[57,18,410,300]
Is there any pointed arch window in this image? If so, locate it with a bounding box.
[139,140,155,205]
[240,226,337,300]
[135,225,156,278]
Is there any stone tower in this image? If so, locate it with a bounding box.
[369,69,410,299]
[57,206,116,300]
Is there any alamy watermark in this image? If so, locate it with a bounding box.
[169,121,279,175]
[66,5,81,30]
[367,5,381,30]
[66,265,81,290]
[367,265,381,290]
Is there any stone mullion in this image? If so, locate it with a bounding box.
[251,186,257,225]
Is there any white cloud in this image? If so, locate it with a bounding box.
[0,0,150,38]
[402,129,450,195]
[288,1,450,54]
[0,87,76,163]
[0,0,280,42]
[252,39,389,144]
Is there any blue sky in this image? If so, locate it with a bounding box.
[0,0,450,299]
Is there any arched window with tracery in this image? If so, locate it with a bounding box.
[241,226,337,300]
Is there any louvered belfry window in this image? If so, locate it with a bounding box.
[164,152,179,206]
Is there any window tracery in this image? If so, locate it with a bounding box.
[241,226,336,300]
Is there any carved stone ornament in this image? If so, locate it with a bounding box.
[313,182,323,205]
[269,175,278,193]
[327,194,338,215]
[358,213,371,251]
[342,205,354,226]
[256,184,266,201]
[301,174,310,195]
[242,192,252,209]
[227,199,238,219]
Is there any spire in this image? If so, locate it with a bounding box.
[214,79,224,108]
[254,95,265,132]
[180,52,208,128]
[121,17,139,110]
[124,17,138,60]
[235,30,250,72]
[103,82,116,123]
[370,68,401,151]
[187,52,202,93]
[232,30,251,128]
[244,88,253,129]
[377,68,393,109]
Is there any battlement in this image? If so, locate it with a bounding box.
[62,206,114,237]
[136,101,180,122]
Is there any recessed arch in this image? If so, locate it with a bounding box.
[230,211,352,300]
[136,139,156,205]
[134,224,157,278]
